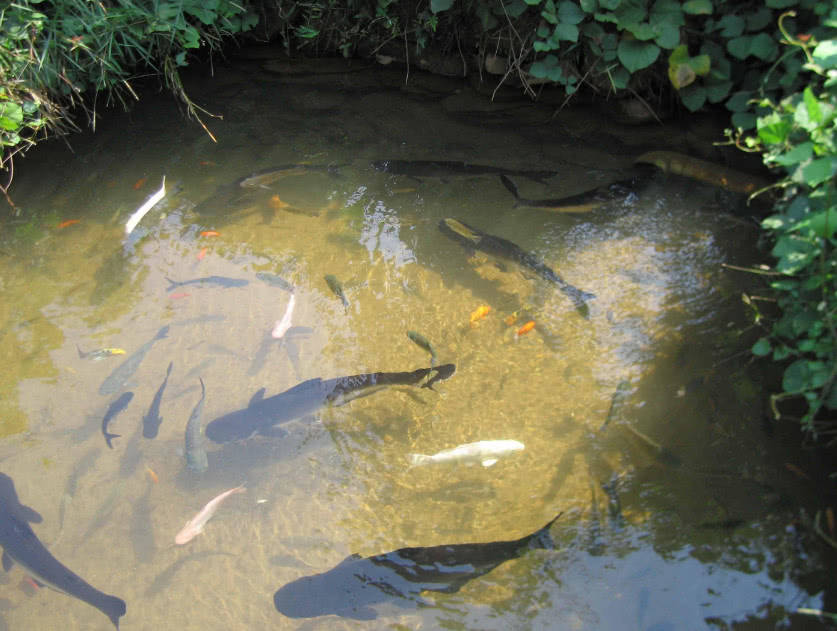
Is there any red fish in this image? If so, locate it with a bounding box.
[169,292,190,300]
[197,247,207,261]
[200,230,220,237]
[57,219,80,229]
[133,177,147,190]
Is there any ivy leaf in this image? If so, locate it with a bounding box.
[558,1,585,24]
[813,40,837,70]
[752,338,771,356]
[717,15,744,37]
[654,22,680,49]
[783,360,812,394]
[627,23,656,41]
[750,33,777,60]
[617,39,660,72]
[0,102,23,131]
[727,35,752,59]
[679,83,707,110]
[757,112,791,144]
[682,0,712,14]
[802,157,837,187]
[554,23,579,41]
[773,141,814,167]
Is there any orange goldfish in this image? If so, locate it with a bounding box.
[469,305,491,326]
[516,321,536,336]
[57,219,80,229]
[200,230,220,237]
[169,292,190,300]
[133,177,147,190]
[270,195,290,210]
[145,466,159,484]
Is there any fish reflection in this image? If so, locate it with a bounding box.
[273,512,561,620]
[0,473,126,628]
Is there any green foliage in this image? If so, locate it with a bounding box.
[0,0,256,207]
[739,7,837,434]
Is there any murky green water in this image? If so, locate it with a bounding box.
[0,56,831,630]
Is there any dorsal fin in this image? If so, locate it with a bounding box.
[248,388,266,408]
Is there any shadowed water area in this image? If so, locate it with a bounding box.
[0,55,833,629]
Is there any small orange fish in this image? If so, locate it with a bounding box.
[133,177,147,190]
[200,230,220,237]
[145,466,159,484]
[270,195,290,210]
[169,292,190,300]
[57,219,80,229]
[200,160,217,167]
[784,462,810,480]
[197,247,207,261]
[469,305,491,326]
[516,321,536,336]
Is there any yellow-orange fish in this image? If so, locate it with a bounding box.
[516,321,535,336]
[145,466,159,484]
[270,195,290,210]
[57,219,80,229]
[200,230,220,237]
[469,305,491,326]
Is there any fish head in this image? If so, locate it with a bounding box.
[0,473,42,524]
[439,218,480,245]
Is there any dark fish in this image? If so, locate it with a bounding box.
[237,164,343,189]
[0,472,126,628]
[165,276,249,291]
[255,272,294,292]
[371,160,556,183]
[599,380,632,431]
[142,361,172,439]
[499,172,650,212]
[601,477,625,529]
[99,326,170,395]
[206,364,456,443]
[324,274,350,312]
[439,218,595,318]
[407,331,437,366]
[184,358,216,381]
[273,512,561,620]
[101,392,134,449]
[184,378,208,472]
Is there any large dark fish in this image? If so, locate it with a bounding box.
[206,364,456,443]
[237,164,343,189]
[499,172,650,212]
[324,274,350,312]
[273,512,561,620]
[99,325,170,395]
[184,378,208,472]
[0,472,126,628]
[101,392,134,449]
[165,276,249,291]
[439,218,595,318]
[143,361,172,439]
[255,272,295,292]
[371,160,556,183]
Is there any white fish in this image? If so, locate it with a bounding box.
[408,439,525,468]
[271,293,296,339]
[125,176,166,235]
[175,485,245,545]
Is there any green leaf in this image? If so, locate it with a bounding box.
[558,1,585,24]
[757,112,791,144]
[745,7,772,32]
[752,338,771,356]
[679,83,707,110]
[783,360,811,393]
[731,112,756,129]
[627,23,656,41]
[682,0,712,14]
[0,103,23,131]
[654,23,680,49]
[792,208,837,238]
[774,141,814,166]
[609,65,630,89]
[650,0,684,27]
[750,33,777,60]
[727,36,752,60]
[580,0,597,10]
[726,91,752,111]
[554,23,579,41]
[705,79,732,103]
[717,15,745,38]
[802,157,837,187]
[598,0,620,9]
[617,39,660,72]
[803,86,822,123]
[813,40,837,70]
[431,0,454,12]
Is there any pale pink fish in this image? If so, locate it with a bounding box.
[271,293,295,339]
[175,486,246,545]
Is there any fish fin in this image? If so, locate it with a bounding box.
[481,458,498,467]
[337,553,362,566]
[529,511,564,550]
[105,432,121,449]
[76,344,86,359]
[499,174,520,199]
[165,277,180,292]
[2,551,13,572]
[248,388,266,408]
[408,453,432,467]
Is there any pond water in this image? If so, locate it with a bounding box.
[0,55,833,630]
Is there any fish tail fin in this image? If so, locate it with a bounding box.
[529,511,564,550]
[499,174,520,199]
[408,454,432,467]
[105,432,121,449]
[165,277,179,292]
[76,344,86,359]
[102,594,126,629]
